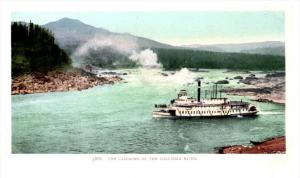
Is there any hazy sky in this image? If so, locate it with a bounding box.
[12,11,284,45]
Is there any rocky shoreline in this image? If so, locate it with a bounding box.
[218,136,285,154]
[12,68,123,95]
[223,72,285,104]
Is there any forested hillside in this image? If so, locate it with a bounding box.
[12,22,71,76]
[154,48,285,70]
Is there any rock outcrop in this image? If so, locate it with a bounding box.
[223,72,285,104]
[218,136,285,154]
[233,76,243,80]
[12,69,123,95]
[216,80,229,84]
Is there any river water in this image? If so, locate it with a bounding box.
[12,68,285,153]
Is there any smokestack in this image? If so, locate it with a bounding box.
[197,80,201,102]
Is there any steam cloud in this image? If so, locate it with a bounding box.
[72,35,161,68]
[129,49,160,68]
[74,35,138,56]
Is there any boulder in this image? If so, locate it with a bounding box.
[240,76,258,85]
[234,76,243,80]
[216,80,229,84]
[195,77,204,81]
[17,82,27,90]
[266,72,285,78]
[160,72,168,77]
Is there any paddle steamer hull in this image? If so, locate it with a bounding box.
[152,80,259,119]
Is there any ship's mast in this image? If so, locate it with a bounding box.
[209,83,219,99]
[207,83,222,99]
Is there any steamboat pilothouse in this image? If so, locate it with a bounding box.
[153,80,258,119]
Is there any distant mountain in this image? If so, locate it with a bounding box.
[44,18,285,57]
[43,18,176,68]
[181,41,285,56]
[44,17,173,55]
[44,17,110,48]
[41,17,285,69]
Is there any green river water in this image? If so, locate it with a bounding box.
[12,68,285,153]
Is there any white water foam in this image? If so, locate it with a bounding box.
[250,127,263,131]
[184,144,194,153]
[259,111,284,115]
[135,68,196,86]
[184,144,190,151]
[178,132,190,141]
[170,68,196,85]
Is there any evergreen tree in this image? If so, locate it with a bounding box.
[153,48,285,71]
[11,21,71,76]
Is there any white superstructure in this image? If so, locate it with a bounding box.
[153,81,258,119]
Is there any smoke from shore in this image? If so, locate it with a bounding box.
[129,49,160,68]
[71,36,161,68]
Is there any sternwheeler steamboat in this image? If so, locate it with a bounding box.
[153,81,258,119]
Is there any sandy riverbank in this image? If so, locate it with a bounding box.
[223,72,285,104]
[218,136,285,154]
[12,68,122,95]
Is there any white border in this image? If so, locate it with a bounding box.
[1,1,300,178]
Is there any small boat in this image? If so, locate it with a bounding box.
[250,140,263,145]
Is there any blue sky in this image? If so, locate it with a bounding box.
[12,11,284,45]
